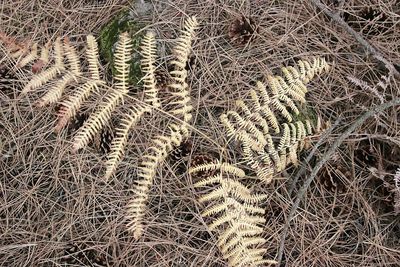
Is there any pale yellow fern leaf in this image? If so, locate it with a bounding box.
[63,38,82,77]
[72,33,132,150]
[114,32,132,94]
[191,161,275,267]
[141,31,160,109]
[20,38,65,95]
[55,80,103,132]
[36,73,77,107]
[126,124,184,239]
[17,43,38,68]
[55,35,103,132]
[168,16,198,125]
[104,105,147,180]
[86,35,101,80]
[72,88,124,151]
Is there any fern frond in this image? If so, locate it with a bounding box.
[114,32,132,94]
[104,105,147,180]
[278,69,307,100]
[170,16,198,69]
[189,160,245,178]
[141,31,160,109]
[255,81,280,133]
[127,123,186,239]
[39,42,50,64]
[63,38,82,77]
[297,57,329,84]
[123,24,199,229]
[168,74,193,123]
[17,42,38,67]
[226,111,267,146]
[36,72,77,107]
[34,38,81,106]
[55,80,103,132]
[54,35,103,132]
[31,42,50,73]
[20,38,66,96]
[66,33,132,150]
[9,45,27,58]
[53,37,64,68]
[305,120,313,135]
[168,16,198,124]
[270,98,292,122]
[277,123,291,151]
[254,81,270,105]
[20,65,64,95]
[72,88,125,151]
[234,101,270,136]
[85,35,101,80]
[191,161,275,267]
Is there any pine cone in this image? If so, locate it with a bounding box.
[318,164,347,193]
[0,64,16,89]
[228,15,257,45]
[67,112,89,133]
[170,139,192,162]
[96,127,114,154]
[190,154,217,183]
[155,69,170,91]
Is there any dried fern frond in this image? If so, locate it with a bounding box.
[19,37,81,97]
[72,33,132,151]
[125,18,199,239]
[126,123,186,239]
[141,31,160,109]
[63,38,82,77]
[21,65,63,96]
[224,115,313,182]
[104,105,147,180]
[190,160,246,178]
[297,57,330,83]
[32,42,51,73]
[221,57,329,182]
[113,32,132,94]
[55,35,103,132]
[55,80,103,132]
[17,42,38,68]
[190,162,277,267]
[72,88,125,152]
[168,16,198,124]
[36,73,77,107]
[85,35,101,80]
[20,38,65,96]
[36,40,83,107]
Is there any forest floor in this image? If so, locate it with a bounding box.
[0,0,399,266]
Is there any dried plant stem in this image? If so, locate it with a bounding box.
[310,0,400,78]
[277,97,400,264]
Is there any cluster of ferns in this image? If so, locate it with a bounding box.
[0,16,330,267]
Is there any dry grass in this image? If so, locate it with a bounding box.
[1,0,400,266]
